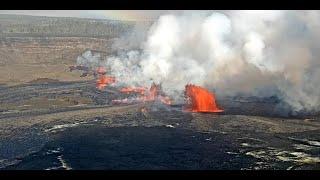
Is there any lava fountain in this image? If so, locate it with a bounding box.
[184,84,223,113]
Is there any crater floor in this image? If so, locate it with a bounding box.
[0,81,319,170]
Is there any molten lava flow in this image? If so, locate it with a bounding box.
[142,83,172,105]
[115,83,172,105]
[120,87,147,95]
[184,84,223,113]
[96,75,116,90]
[142,83,158,101]
[95,67,115,90]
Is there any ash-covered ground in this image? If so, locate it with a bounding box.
[0,79,319,170]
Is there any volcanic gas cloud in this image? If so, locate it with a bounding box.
[75,11,320,114]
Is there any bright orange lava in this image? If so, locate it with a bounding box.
[95,67,115,90]
[116,83,172,105]
[96,75,116,90]
[184,84,223,113]
[120,87,147,95]
[142,83,172,105]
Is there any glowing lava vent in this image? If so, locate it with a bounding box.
[184,84,223,113]
[113,83,171,105]
[95,67,115,90]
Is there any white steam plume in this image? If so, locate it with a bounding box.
[80,10,320,112]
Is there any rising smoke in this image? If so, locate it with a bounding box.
[78,10,320,112]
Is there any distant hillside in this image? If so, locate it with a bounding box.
[0,14,154,85]
[0,14,139,38]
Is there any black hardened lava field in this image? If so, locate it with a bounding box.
[0,80,319,170]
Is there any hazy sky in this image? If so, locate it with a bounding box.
[0,10,181,21]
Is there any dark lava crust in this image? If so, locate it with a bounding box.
[0,81,320,170]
